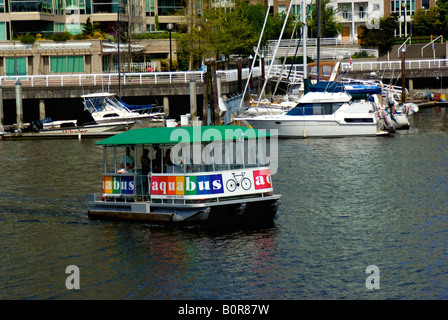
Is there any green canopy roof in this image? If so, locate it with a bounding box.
[96,125,271,146]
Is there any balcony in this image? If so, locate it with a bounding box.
[337,11,369,23]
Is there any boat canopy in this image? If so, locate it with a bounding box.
[310,81,345,93]
[96,125,271,146]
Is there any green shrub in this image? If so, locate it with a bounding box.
[20,33,36,44]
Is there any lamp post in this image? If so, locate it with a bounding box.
[167,23,173,71]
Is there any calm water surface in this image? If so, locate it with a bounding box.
[1,107,448,300]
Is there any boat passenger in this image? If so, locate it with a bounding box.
[164,149,174,173]
[153,146,162,173]
[117,163,132,173]
[120,147,135,172]
[141,149,151,175]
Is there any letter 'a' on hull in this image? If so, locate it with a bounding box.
[87,125,282,227]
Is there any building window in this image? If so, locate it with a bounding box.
[6,57,27,76]
[391,0,415,16]
[422,0,430,9]
[0,22,6,40]
[51,56,84,73]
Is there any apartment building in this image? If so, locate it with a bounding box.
[261,0,438,42]
[383,0,437,37]
[0,0,198,40]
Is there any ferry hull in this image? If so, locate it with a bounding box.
[88,194,281,227]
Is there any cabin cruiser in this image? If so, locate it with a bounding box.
[240,82,389,138]
[82,92,164,128]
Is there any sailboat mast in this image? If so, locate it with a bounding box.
[117,1,121,99]
[317,0,321,82]
[302,0,309,93]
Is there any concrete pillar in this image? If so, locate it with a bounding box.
[15,80,23,131]
[189,77,197,119]
[163,96,170,118]
[408,79,413,97]
[217,74,222,99]
[39,99,46,120]
[0,85,4,133]
[237,58,242,94]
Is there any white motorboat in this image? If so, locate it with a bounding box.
[82,92,164,128]
[23,116,135,137]
[239,85,388,138]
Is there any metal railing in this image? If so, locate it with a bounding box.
[0,67,262,88]
[1,58,445,89]
[341,59,448,72]
[421,35,444,60]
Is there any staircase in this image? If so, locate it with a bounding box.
[378,43,446,60]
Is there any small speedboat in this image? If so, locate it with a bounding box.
[82,92,164,128]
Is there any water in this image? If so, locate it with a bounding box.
[1,107,448,300]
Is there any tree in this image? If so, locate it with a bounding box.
[199,0,293,59]
[412,7,442,36]
[436,0,448,37]
[358,14,398,55]
[309,0,341,38]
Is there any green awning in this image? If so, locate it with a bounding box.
[96,125,271,146]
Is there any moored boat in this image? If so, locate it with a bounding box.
[239,82,388,138]
[87,125,281,227]
[82,92,164,128]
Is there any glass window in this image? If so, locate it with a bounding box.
[51,56,85,73]
[6,57,27,76]
[0,22,6,40]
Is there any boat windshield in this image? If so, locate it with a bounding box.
[286,102,344,116]
[83,95,131,113]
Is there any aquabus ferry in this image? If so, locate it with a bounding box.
[87,125,281,227]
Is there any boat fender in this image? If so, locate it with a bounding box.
[381,110,395,133]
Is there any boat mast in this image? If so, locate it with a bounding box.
[237,1,271,111]
[117,1,121,99]
[302,0,309,93]
[257,0,293,106]
[317,0,321,82]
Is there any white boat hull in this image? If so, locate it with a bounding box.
[246,116,381,138]
[39,121,135,135]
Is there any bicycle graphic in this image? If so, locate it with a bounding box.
[226,172,252,192]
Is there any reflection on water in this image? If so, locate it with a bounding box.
[1,107,448,299]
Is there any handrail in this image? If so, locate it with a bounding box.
[397,37,412,56]
[421,35,443,59]
[0,68,261,87]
